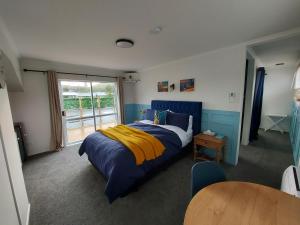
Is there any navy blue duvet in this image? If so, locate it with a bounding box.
[79,122,183,203]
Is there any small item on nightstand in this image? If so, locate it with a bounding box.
[203,130,215,136]
[215,134,224,140]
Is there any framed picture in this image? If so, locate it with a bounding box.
[158,81,168,92]
[180,78,194,92]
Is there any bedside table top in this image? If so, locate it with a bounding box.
[194,133,225,144]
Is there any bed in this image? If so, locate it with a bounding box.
[79,100,202,202]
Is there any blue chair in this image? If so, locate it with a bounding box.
[191,161,226,197]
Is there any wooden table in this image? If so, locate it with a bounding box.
[184,181,300,225]
[194,134,225,163]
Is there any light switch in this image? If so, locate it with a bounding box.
[229,92,237,103]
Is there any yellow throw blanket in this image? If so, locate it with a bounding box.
[98,125,165,165]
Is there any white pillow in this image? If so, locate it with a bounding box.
[187,115,193,132]
[139,120,154,124]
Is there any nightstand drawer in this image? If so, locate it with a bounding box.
[196,138,220,149]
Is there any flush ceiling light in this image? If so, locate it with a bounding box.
[115,39,134,48]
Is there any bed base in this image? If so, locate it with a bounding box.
[90,142,193,201]
[120,142,193,198]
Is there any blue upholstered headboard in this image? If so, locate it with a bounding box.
[151,100,202,135]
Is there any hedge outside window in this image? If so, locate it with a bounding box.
[63,97,114,110]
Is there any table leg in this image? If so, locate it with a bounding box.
[216,149,221,163]
[194,143,197,160]
[220,148,224,162]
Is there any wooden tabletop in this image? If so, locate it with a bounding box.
[184,181,300,225]
[194,134,225,144]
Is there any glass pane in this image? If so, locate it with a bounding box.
[66,118,95,143]
[92,82,117,116]
[96,115,117,130]
[61,81,93,119]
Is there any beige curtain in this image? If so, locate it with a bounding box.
[47,71,63,151]
[117,76,125,124]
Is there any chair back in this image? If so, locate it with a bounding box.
[191,161,226,197]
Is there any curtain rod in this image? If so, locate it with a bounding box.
[23,69,118,79]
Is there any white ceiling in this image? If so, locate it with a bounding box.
[0,0,300,70]
[251,35,300,68]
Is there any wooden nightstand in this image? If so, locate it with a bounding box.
[193,134,226,163]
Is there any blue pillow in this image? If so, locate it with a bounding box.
[166,112,189,131]
[145,109,155,121]
[158,111,167,125]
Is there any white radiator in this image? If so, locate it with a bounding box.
[281,165,300,198]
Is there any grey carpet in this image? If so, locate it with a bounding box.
[23,129,293,225]
[224,130,293,188]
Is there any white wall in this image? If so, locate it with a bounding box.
[260,66,295,132]
[0,86,29,225]
[9,58,123,155]
[123,82,136,104]
[9,72,53,155]
[0,19,29,225]
[135,44,246,112]
[0,17,22,90]
[0,132,20,225]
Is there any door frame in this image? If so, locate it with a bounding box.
[58,78,95,146]
[240,59,249,141]
[240,51,256,146]
[58,78,119,146]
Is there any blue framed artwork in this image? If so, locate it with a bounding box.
[180,78,194,92]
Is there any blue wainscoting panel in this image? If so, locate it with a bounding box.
[124,104,240,165]
[202,109,240,165]
[124,104,136,124]
[124,104,150,124]
[136,104,151,120]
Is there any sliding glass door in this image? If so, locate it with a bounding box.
[60,80,119,145]
[92,82,119,130]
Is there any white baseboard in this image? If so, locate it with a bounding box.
[26,203,30,225]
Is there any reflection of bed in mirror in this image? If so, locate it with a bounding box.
[79,100,202,202]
